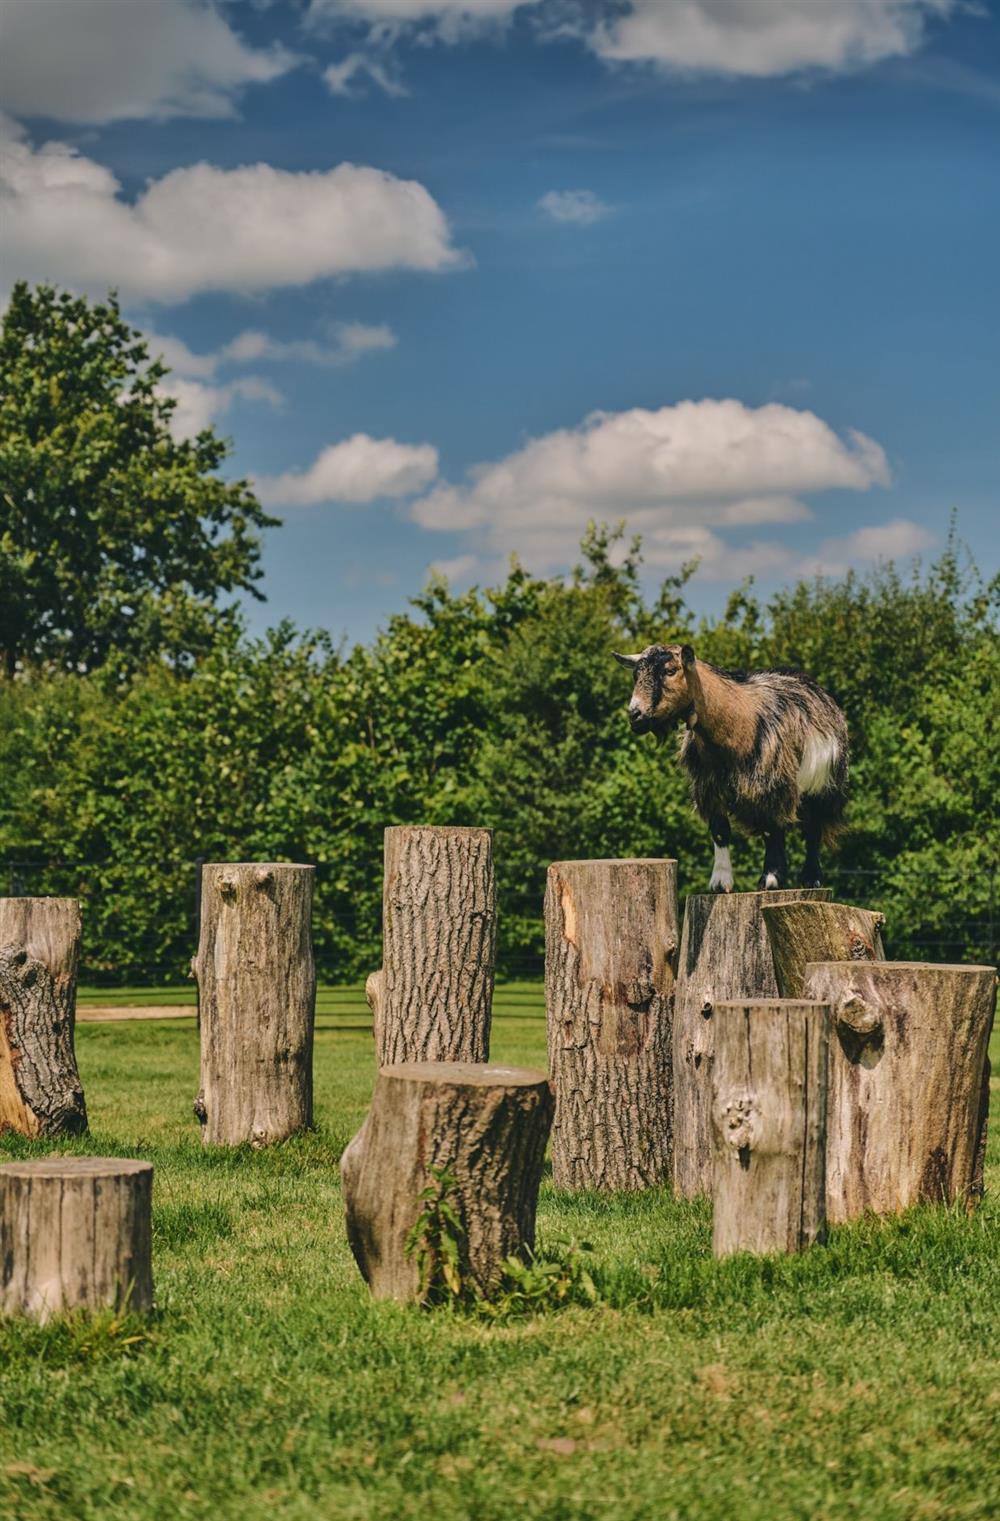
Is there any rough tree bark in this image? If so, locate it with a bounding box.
[193,863,315,1147]
[669,888,834,1198]
[544,858,677,1191]
[367,827,496,1066]
[711,999,830,1257]
[0,897,86,1136]
[341,1061,553,1303]
[763,898,886,998]
[673,888,831,1199]
[0,1157,153,1320]
[803,960,997,1221]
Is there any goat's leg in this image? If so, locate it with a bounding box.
[758,829,788,891]
[799,810,824,887]
[708,813,733,893]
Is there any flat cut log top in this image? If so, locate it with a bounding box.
[0,1157,152,1180]
[380,1061,548,1087]
[202,862,314,871]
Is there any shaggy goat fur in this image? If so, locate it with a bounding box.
[614,643,848,891]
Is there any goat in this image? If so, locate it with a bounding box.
[613,643,848,892]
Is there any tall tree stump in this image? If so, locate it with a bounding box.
[0,1158,153,1320]
[0,897,86,1136]
[544,858,677,1191]
[673,887,831,1199]
[367,826,496,1066]
[193,863,315,1147]
[803,961,997,1221]
[711,999,830,1257]
[763,898,886,998]
[341,1062,552,1303]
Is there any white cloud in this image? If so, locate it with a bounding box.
[324,53,408,96]
[0,0,297,124]
[307,0,534,35]
[588,0,959,77]
[0,117,467,303]
[538,189,610,226]
[811,517,935,574]
[306,0,960,77]
[147,323,397,377]
[428,553,480,582]
[159,374,284,442]
[409,398,891,573]
[256,435,439,506]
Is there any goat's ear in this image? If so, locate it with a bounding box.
[680,644,695,668]
[612,651,641,670]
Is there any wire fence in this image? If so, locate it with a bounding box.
[2,854,996,986]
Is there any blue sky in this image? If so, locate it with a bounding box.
[2,0,998,646]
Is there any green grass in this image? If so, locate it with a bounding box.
[2,989,999,1521]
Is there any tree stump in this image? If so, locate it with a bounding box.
[711,999,830,1257]
[803,961,997,1221]
[367,826,496,1066]
[341,1061,553,1304]
[193,863,315,1147]
[673,887,831,1199]
[0,897,87,1136]
[0,1158,153,1320]
[763,898,886,998]
[544,858,677,1191]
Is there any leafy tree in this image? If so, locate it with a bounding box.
[0,282,276,677]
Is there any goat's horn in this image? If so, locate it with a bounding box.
[612,651,641,669]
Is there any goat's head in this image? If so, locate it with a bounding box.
[613,643,695,734]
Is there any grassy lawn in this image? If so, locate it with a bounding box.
[2,985,998,1521]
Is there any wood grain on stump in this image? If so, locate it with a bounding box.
[0,1157,153,1320]
[367,827,496,1066]
[803,961,997,1221]
[763,898,886,998]
[0,897,86,1136]
[193,863,315,1146]
[544,858,677,1191]
[341,1062,552,1304]
[673,887,831,1199]
[711,999,830,1257]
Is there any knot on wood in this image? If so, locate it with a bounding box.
[624,977,655,1011]
[253,867,274,891]
[718,1094,759,1155]
[193,1095,207,1124]
[700,997,714,1020]
[836,992,882,1039]
[217,874,238,900]
[848,935,875,961]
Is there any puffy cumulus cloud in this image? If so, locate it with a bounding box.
[0,120,467,303]
[409,399,891,575]
[538,189,610,226]
[0,0,297,125]
[256,435,439,506]
[809,517,935,574]
[588,0,959,77]
[158,375,284,442]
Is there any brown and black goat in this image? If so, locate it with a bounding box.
[614,644,848,891]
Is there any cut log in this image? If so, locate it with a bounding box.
[341,1061,552,1303]
[0,897,86,1136]
[803,961,997,1221]
[763,898,886,998]
[544,858,677,1191]
[369,826,496,1066]
[0,1157,153,1320]
[193,863,315,1146]
[673,887,831,1200]
[711,999,830,1257]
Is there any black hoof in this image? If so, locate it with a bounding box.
[799,874,823,888]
